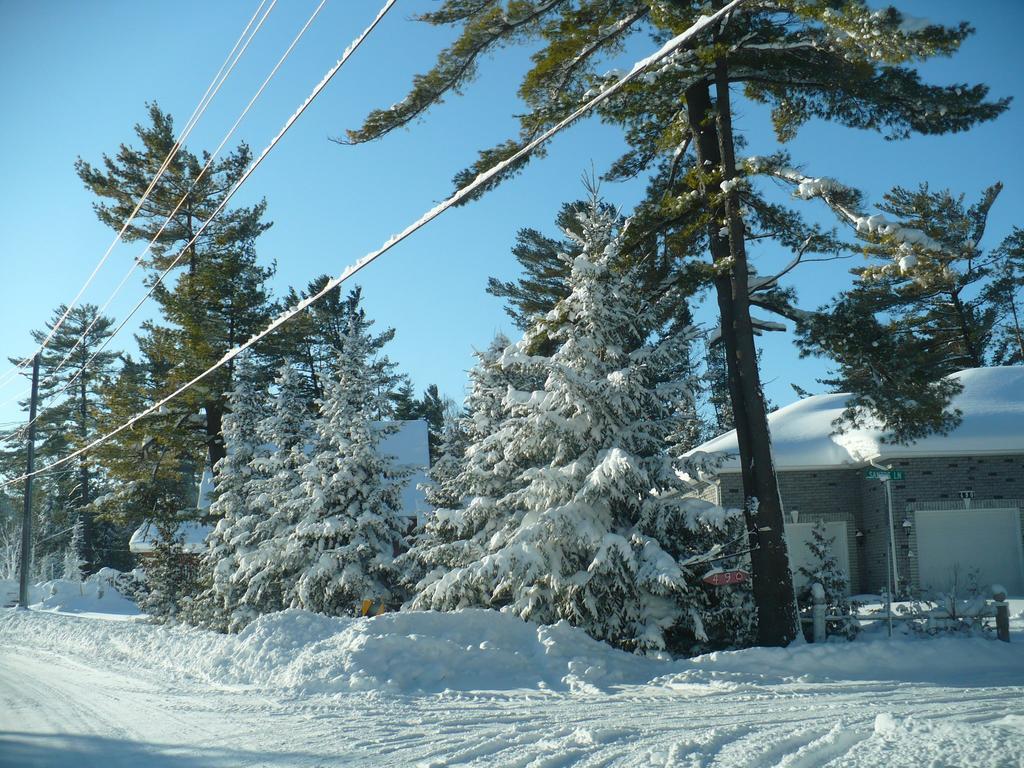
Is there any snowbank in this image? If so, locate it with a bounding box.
[3,606,1022,698]
[667,632,1024,691]
[32,568,139,617]
[0,578,34,606]
[688,367,1024,471]
[0,608,666,694]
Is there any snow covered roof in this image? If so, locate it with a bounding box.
[129,521,213,555]
[687,367,1024,473]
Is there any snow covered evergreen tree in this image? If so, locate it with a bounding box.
[190,357,268,630]
[140,513,197,623]
[280,314,413,616]
[421,403,468,513]
[223,362,314,627]
[797,521,849,608]
[399,332,541,595]
[62,516,87,582]
[797,520,854,638]
[409,200,746,653]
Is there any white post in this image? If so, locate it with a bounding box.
[811,582,826,643]
[884,477,900,591]
[993,585,1010,643]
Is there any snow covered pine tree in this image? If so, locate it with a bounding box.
[191,356,268,630]
[409,200,748,653]
[798,520,855,639]
[226,363,315,626]
[283,312,413,616]
[398,332,539,601]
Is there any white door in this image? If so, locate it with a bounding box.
[785,522,851,594]
[915,507,1024,596]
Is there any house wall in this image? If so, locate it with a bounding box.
[866,454,1024,595]
[705,453,1024,596]
[713,469,864,593]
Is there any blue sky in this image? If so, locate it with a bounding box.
[0,0,1021,429]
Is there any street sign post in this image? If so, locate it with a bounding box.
[865,468,904,481]
[864,464,903,636]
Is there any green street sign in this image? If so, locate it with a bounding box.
[865,468,904,481]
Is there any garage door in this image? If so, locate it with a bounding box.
[785,522,850,594]
[915,507,1024,596]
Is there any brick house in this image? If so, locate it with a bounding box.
[685,367,1024,597]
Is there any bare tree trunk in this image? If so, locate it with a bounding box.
[949,288,983,367]
[685,70,798,646]
[1009,292,1024,363]
[205,402,226,474]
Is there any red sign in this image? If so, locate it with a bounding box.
[702,569,749,586]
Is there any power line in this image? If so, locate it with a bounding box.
[6,0,332,439]
[0,0,743,490]
[42,0,280,384]
[0,0,277,398]
[10,0,328,429]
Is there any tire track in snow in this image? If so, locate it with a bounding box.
[3,611,1023,767]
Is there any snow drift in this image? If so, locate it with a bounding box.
[2,606,1022,697]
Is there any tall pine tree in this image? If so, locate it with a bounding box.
[793,181,1022,440]
[77,103,275,472]
[1,304,118,572]
[345,0,1008,646]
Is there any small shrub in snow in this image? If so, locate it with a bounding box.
[900,566,995,636]
[139,517,199,623]
[797,520,857,639]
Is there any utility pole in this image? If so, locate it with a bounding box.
[17,353,41,610]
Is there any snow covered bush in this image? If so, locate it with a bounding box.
[899,566,995,636]
[405,199,750,653]
[139,516,199,623]
[108,567,148,604]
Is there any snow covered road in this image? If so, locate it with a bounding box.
[2,609,1023,767]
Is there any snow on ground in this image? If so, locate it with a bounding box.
[1,572,139,619]
[2,604,1023,767]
